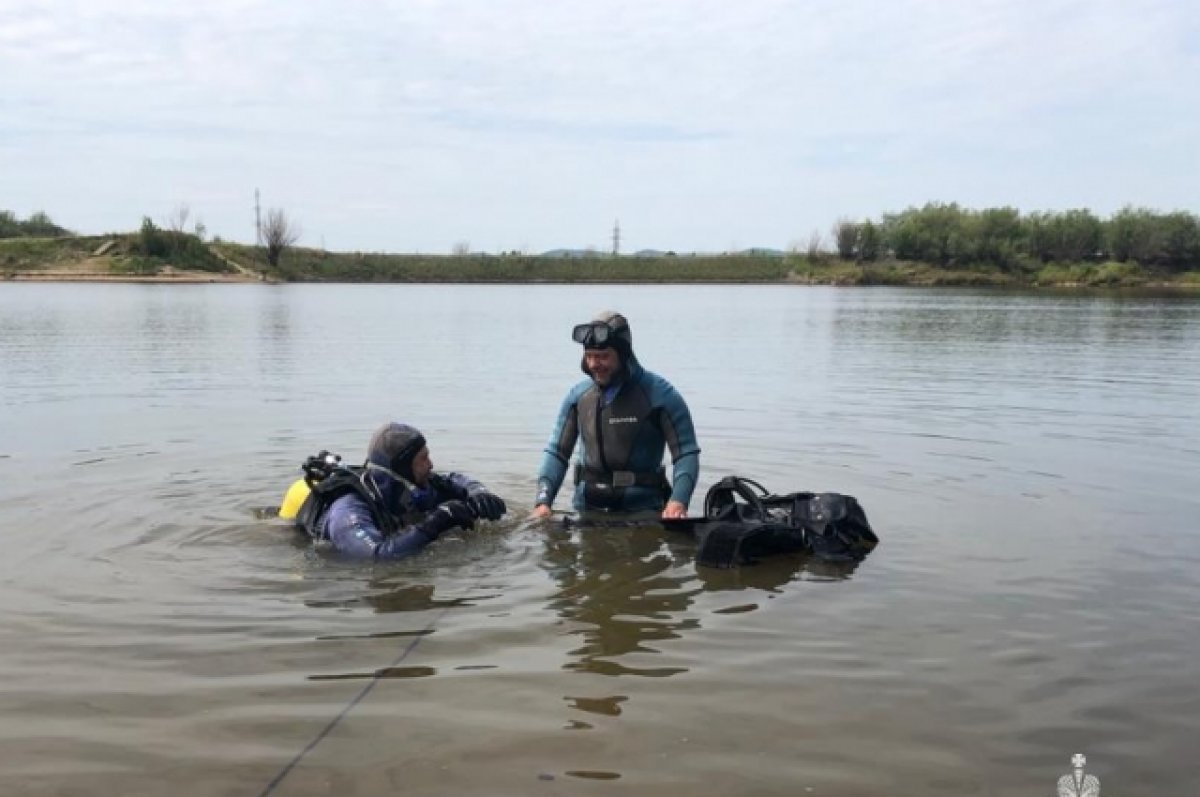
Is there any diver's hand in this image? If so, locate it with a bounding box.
[530,503,553,520]
[467,490,507,521]
[662,500,688,519]
[421,500,476,538]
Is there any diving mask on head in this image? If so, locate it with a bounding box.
[572,322,615,348]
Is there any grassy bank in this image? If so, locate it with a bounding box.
[4,235,1198,289]
[219,242,1199,289]
[2,232,244,280]
[791,258,1200,288]
[215,243,795,283]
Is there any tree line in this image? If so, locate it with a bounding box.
[7,203,1198,274]
[832,204,1200,271]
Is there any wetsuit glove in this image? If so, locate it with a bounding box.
[419,500,476,538]
[467,490,506,521]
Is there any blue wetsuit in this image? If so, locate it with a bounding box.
[314,470,484,560]
[536,356,700,512]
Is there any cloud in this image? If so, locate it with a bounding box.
[1,0,1197,251]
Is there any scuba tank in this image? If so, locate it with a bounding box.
[278,450,398,539]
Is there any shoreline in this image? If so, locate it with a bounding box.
[3,239,1197,290]
[5,271,1199,291]
[5,271,263,283]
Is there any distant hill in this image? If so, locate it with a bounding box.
[540,248,602,258]
[541,248,672,258]
[538,247,786,258]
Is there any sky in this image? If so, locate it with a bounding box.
[2,0,1197,254]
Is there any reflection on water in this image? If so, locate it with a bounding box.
[1,284,1199,796]
[540,521,865,678]
[308,666,438,681]
[542,524,703,678]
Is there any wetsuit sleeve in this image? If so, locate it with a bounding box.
[323,493,436,560]
[535,389,580,507]
[658,383,701,506]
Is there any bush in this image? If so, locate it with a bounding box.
[0,209,71,238]
[131,217,229,272]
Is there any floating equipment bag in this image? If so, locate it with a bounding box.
[683,476,878,568]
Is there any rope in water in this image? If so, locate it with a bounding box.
[258,516,664,794]
[256,600,454,796]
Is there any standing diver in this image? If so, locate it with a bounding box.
[531,311,700,520]
[279,422,507,559]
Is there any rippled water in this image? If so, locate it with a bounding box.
[1,283,1198,796]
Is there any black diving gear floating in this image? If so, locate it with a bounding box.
[556,475,879,569]
[673,476,879,568]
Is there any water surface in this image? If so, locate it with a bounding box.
[1,283,1198,796]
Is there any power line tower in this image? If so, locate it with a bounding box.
[254,188,262,245]
[612,219,620,256]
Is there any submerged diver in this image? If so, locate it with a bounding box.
[279,422,507,559]
[532,311,700,519]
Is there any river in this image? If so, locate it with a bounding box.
[1,283,1198,796]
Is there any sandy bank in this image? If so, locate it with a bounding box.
[5,269,264,284]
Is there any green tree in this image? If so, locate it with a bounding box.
[833,218,859,260]
[136,217,171,257]
[975,207,1023,269]
[0,209,69,238]
[887,203,971,267]
[1107,206,1160,263]
[1158,211,1200,270]
[1059,209,1104,262]
[23,211,64,237]
[0,210,18,238]
[858,220,881,261]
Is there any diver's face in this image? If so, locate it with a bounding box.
[585,348,621,387]
[410,446,433,486]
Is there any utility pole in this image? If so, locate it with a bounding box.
[254,188,262,245]
[612,219,620,256]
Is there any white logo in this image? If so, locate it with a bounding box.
[1057,753,1100,797]
[607,416,638,424]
